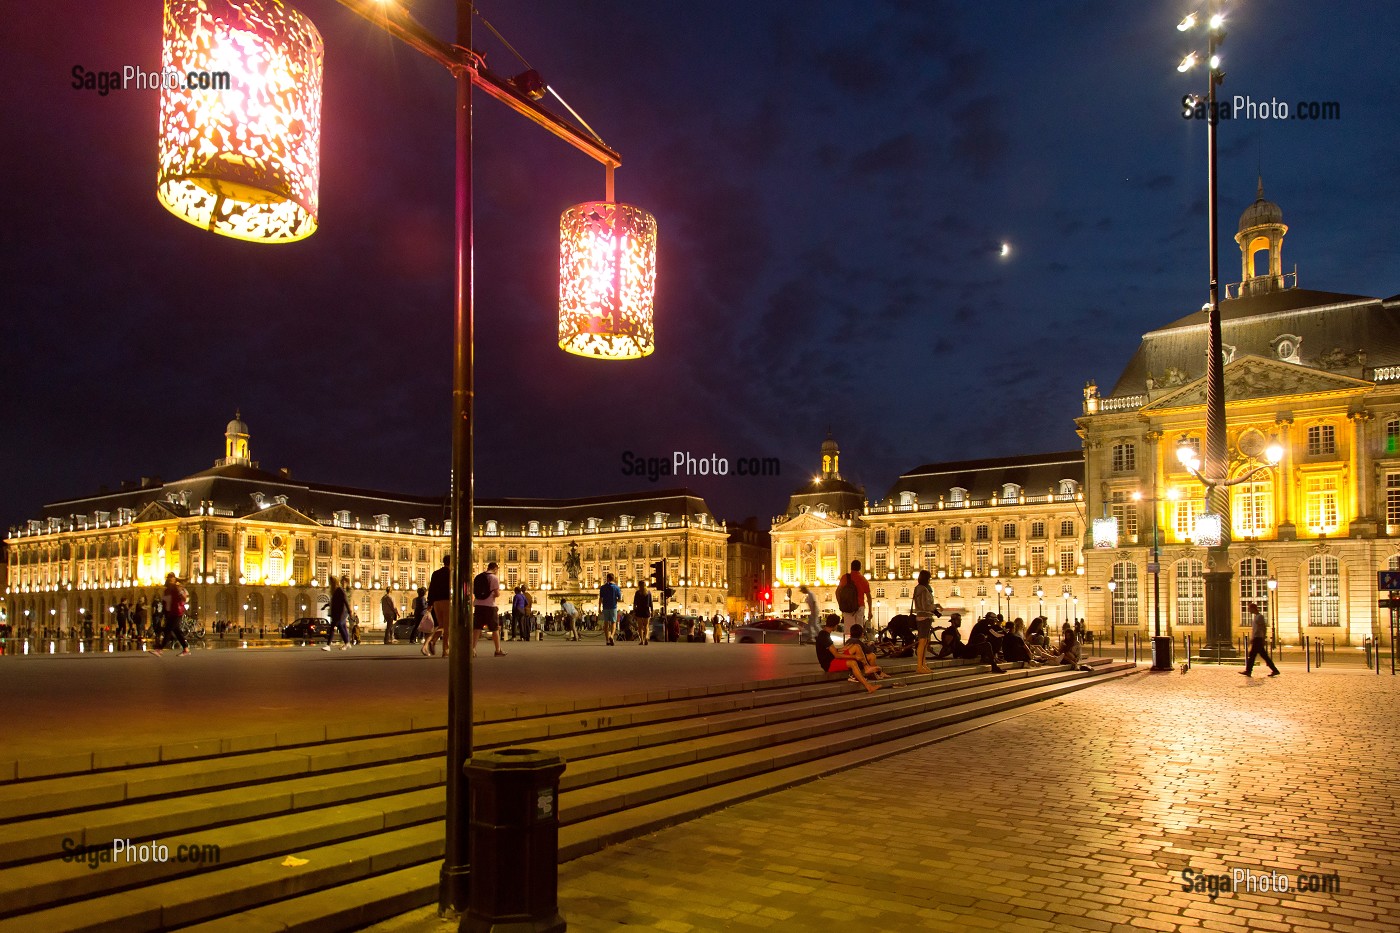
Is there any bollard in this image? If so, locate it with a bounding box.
[1365,637,1373,668]
[463,748,567,933]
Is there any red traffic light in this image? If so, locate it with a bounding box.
[760,588,772,604]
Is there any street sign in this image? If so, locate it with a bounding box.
[1379,571,1400,591]
[1146,562,1160,574]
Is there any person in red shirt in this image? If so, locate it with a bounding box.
[838,559,873,635]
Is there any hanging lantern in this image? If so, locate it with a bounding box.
[1091,517,1119,550]
[558,201,658,360]
[157,0,323,243]
[1194,511,1223,547]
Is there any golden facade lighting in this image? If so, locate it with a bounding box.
[157,0,323,243]
[559,201,658,360]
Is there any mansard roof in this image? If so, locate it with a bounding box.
[1110,289,1400,398]
[882,450,1084,504]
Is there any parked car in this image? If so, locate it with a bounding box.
[391,616,422,640]
[734,617,804,645]
[281,617,330,640]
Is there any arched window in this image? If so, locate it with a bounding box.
[1233,480,1272,537]
[949,487,967,504]
[1237,557,1269,625]
[1175,559,1204,626]
[1111,562,1138,630]
[266,550,285,585]
[1307,555,1341,626]
[1002,483,1021,500]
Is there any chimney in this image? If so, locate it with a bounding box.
[279,467,292,478]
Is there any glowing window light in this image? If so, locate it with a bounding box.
[559,201,658,360]
[157,0,323,243]
[1092,517,1119,549]
[1194,512,1223,547]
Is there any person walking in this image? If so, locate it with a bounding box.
[511,585,527,642]
[1242,601,1281,677]
[472,561,505,657]
[381,587,398,644]
[599,573,622,646]
[322,575,354,651]
[133,597,149,644]
[801,585,819,642]
[633,582,653,645]
[520,584,534,641]
[912,569,939,674]
[149,573,190,657]
[426,556,451,657]
[834,560,872,637]
[150,596,165,644]
[410,586,428,645]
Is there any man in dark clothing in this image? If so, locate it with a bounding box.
[1242,601,1281,677]
[966,613,1007,674]
[426,556,451,656]
[633,582,654,645]
[410,586,428,644]
[814,615,881,693]
[381,588,398,644]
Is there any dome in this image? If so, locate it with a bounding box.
[226,410,249,436]
[821,434,839,454]
[1238,177,1283,234]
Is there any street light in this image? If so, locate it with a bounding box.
[1267,574,1278,649]
[1106,579,1117,644]
[156,0,656,916]
[1132,485,1179,668]
[994,580,1004,617]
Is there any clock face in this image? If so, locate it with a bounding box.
[1278,340,1295,359]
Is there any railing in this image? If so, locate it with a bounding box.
[1371,365,1400,383]
[1098,394,1146,412]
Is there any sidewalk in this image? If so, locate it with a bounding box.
[375,663,1399,932]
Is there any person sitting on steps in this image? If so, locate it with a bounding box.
[814,615,882,693]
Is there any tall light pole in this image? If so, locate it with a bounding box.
[1267,574,1278,649]
[1133,485,1179,670]
[153,0,655,916]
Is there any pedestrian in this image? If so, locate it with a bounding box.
[834,560,872,638]
[599,572,622,646]
[800,584,819,642]
[511,585,527,642]
[665,611,681,643]
[381,587,398,644]
[410,586,428,644]
[1242,601,1281,677]
[114,598,131,642]
[149,573,190,657]
[472,560,505,657]
[520,584,534,641]
[426,555,451,657]
[912,569,939,674]
[633,581,653,645]
[133,597,148,643]
[966,613,1008,674]
[150,595,165,643]
[322,575,354,651]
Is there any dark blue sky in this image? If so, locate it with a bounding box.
[4,0,1398,530]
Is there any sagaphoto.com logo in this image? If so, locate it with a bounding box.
[72,64,233,97]
[1181,93,1340,121]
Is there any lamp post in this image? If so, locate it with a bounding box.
[1267,574,1278,649]
[155,0,655,917]
[1005,584,1014,620]
[994,580,1004,617]
[1106,579,1117,645]
[1132,485,1179,670]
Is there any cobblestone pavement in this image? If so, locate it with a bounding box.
[554,666,1400,932]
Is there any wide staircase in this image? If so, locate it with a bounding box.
[0,656,1138,932]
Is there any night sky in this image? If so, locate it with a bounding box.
[4,1,1399,532]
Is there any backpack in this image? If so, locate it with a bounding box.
[472,572,492,600]
[835,574,859,613]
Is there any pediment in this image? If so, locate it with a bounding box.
[133,501,179,523]
[242,503,320,526]
[775,510,852,533]
[1142,355,1371,413]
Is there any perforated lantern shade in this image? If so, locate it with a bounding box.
[1091,517,1119,549]
[157,0,323,243]
[559,201,657,359]
[1193,512,1223,547]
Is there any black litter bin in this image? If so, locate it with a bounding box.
[463,748,567,933]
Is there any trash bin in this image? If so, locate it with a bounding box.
[463,748,567,933]
[1151,634,1174,672]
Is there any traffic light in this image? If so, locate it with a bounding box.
[649,560,675,600]
[760,588,772,607]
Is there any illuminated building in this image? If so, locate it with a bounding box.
[771,436,1087,628]
[1080,183,1400,645]
[4,415,728,634]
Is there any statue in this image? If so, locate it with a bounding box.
[564,542,582,584]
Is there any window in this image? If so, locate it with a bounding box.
[1058,546,1076,575]
[1174,497,1199,540]
[922,526,937,544]
[974,524,990,542]
[1111,561,1138,630]
[873,530,887,546]
[1030,546,1046,576]
[1386,419,1400,456]
[949,487,967,504]
[1238,557,1269,627]
[359,543,372,559]
[898,552,911,578]
[873,554,888,577]
[1030,521,1046,539]
[1175,559,1204,626]
[1307,424,1336,455]
[1058,479,1078,497]
[246,535,260,551]
[1002,483,1021,500]
[215,532,230,549]
[1002,547,1017,573]
[1387,473,1400,526]
[1059,519,1075,537]
[379,545,391,561]
[949,548,963,577]
[317,539,330,556]
[1112,443,1136,472]
[949,526,963,543]
[1305,475,1340,533]
[974,547,990,577]
[1110,491,1139,540]
[897,528,912,545]
[1307,555,1341,626]
[1002,523,1017,539]
[1233,481,1272,536]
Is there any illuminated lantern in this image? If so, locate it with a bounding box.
[558,201,658,359]
[1091,517,1119,549]
[157,0,323,243]
[1194,512,1223,547]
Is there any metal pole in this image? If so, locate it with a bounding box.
[440,0,474,915]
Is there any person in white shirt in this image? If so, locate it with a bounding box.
[801,585,819,641]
